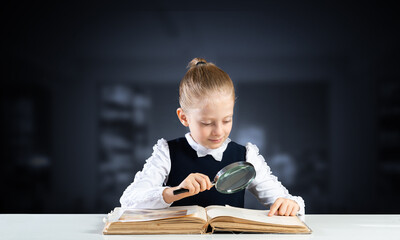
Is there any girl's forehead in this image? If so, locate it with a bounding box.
[190,95,234,118]
[197,92,234,106]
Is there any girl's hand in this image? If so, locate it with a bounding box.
[178,173,213,196]
[268,197,300,216]
[162,173,213,204]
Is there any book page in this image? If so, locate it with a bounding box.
[116,205,207,222]
[206,205,304,226]
[119,209,189,222]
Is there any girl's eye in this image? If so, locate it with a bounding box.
[223,120,232,124]
[201,122,211,126]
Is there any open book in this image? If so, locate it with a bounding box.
[103,205,311,234]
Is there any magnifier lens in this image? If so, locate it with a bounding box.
[172,161,256,195]
[216,165,255,194]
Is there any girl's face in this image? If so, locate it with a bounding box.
[178,92,234,149]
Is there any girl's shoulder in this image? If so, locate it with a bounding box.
[241,142,262,157]
[151,137,189,155]
[227,141,262,158]
[151,138,169,154]
[154,138,168,146]
[165,137,186,144]
[229,141,260,153]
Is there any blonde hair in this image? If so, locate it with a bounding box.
[179,58,235,111]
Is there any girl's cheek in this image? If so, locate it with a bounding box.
[201,128,209,135]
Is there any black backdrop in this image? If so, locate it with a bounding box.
[1,1,399,213]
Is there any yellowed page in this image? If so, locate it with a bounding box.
[106,206,207,223]
[205,205,304,227]
[103,206,209,235]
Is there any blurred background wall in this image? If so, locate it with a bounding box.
[1,1,399,213]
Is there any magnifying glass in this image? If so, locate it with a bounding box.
[173,161,256,195]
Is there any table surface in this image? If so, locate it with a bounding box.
[1,214,399,240]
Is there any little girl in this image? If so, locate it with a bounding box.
[120,58,305,217]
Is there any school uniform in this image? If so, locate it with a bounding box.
[120,133,305,215]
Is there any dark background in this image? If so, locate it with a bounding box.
[1,1,399,214]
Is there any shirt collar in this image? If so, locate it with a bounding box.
[185,132,231,161]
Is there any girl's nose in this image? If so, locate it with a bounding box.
[212,123,223,136]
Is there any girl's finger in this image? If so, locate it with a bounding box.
[204,176,213,190]
[198,174,213,189]
[268,198,283,216]
[184,182,195,194]
[197,173,213,190]
[285,205,293,216]
[192,181,201,194]
[290,204,299,216]
[279,201,288,216]
[194,175,208,191]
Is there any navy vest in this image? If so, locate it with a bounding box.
[166,137,246,207]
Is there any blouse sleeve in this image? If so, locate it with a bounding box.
[245,143,305,215]
[119,138,173,209]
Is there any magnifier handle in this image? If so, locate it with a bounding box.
[173,182,216,195]
[173,188,189,195]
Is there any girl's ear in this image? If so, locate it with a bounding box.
[177,108,189,127]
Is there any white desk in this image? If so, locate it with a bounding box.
[1,214,399,240]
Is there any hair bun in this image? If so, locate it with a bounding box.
[187,58,208,68]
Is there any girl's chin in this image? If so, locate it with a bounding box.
[206,140,224,149]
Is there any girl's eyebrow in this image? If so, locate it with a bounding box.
[222,114,233,119]
[200,114,233,120]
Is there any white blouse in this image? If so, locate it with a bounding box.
[120,133,305,215]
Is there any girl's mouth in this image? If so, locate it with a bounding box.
[209,138,223,143]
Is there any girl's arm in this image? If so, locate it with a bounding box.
[162,173,213,203]
[119,139,172,209]
[245,143,305,216]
